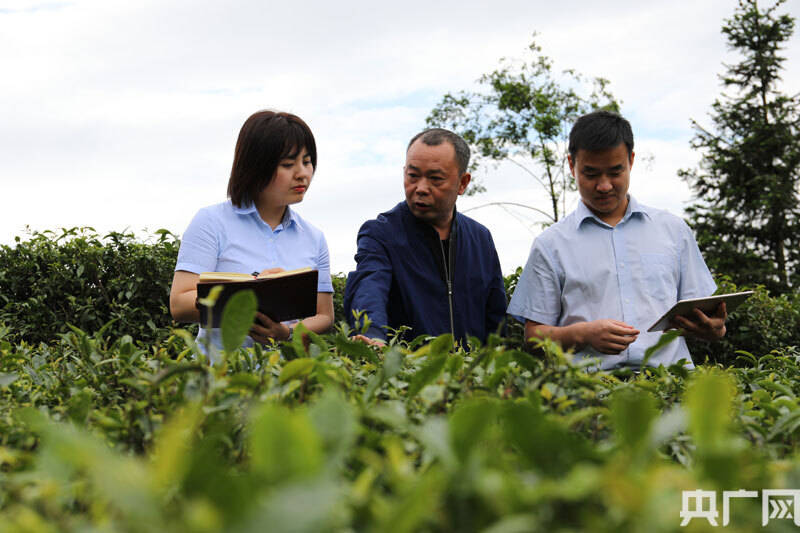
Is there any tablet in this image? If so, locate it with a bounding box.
[647,291,754,332]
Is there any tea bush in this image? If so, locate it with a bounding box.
[1,228,799,531]
[688,277,800,365]
[3,228,797,361]
[0,228,185,346]
[1,317,800,531]
[0,228,350,346]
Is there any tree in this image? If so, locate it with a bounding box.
[680,0,800,293]
[426,37,619,226]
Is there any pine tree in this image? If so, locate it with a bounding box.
[680,0,800,293]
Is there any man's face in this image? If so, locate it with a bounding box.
[404,140,470,231]
[569,143,634,225]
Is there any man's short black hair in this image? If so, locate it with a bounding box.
[568,110,634,161]
[407,128,470,175]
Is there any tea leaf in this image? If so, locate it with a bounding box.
[220,289,257,353]
[279,358,316,384]
[407,353,448,399]
[248,403,323,484]
[0,372,19,388]
[609,387,658,455]
[450,399,497,463]
[642,329,683,367]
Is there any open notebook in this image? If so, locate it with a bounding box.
[197,267,318,327]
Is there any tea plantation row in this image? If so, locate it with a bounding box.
[0,228,798,532]
[2,228,797,360]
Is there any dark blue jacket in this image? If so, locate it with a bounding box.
[344,202,507,344]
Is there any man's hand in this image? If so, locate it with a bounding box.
[670,302,727,341]
[352,334,386,348]
[250,312,290,343]
[578,319,639,355]
[525,319,638,355]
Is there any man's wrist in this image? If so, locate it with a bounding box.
[565,322,585,348]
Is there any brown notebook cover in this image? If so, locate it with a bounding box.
[197,269,318,328]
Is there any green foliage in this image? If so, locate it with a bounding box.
[220,290,257,354]
[680,0,800,293]
[331,272,347,325]
[609,387,658,459]
[427,36,619,225]
[687,277,800,365]
[2,227,796,368]
[1,228,799,530]
[503,267,525,346]
[1,317,800,531]
[0,227,355,347]
[0,227,185,345]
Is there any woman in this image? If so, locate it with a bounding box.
[170,110,334,350]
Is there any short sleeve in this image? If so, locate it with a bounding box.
[507,238,562,325]
[677,220,717,300]
[175,208,220,274]
[315,232,334,293]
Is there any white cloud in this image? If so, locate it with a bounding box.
[2,0,798,278]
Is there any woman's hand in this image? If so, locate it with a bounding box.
[257,267,285,277]
[249,312,291,343]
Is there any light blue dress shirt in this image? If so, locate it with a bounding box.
[175,200,333,353]
[507,195,716,370]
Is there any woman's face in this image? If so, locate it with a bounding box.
[258,146,314,208]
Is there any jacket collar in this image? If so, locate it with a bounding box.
[398,201,459,239]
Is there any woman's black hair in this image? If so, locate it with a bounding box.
[227,110,317,207]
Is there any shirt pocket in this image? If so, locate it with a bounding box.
[640,252,677,303]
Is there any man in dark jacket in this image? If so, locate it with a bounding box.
[344,128,507,346]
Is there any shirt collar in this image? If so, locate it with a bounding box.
[232,202,300,231]
[575,194,650,230]
[626,195,650,220]
[232,202,257,215]
[281,206,300,229]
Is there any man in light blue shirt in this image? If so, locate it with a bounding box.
[507,111,727,370]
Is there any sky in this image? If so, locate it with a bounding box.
[2,0,799,274]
